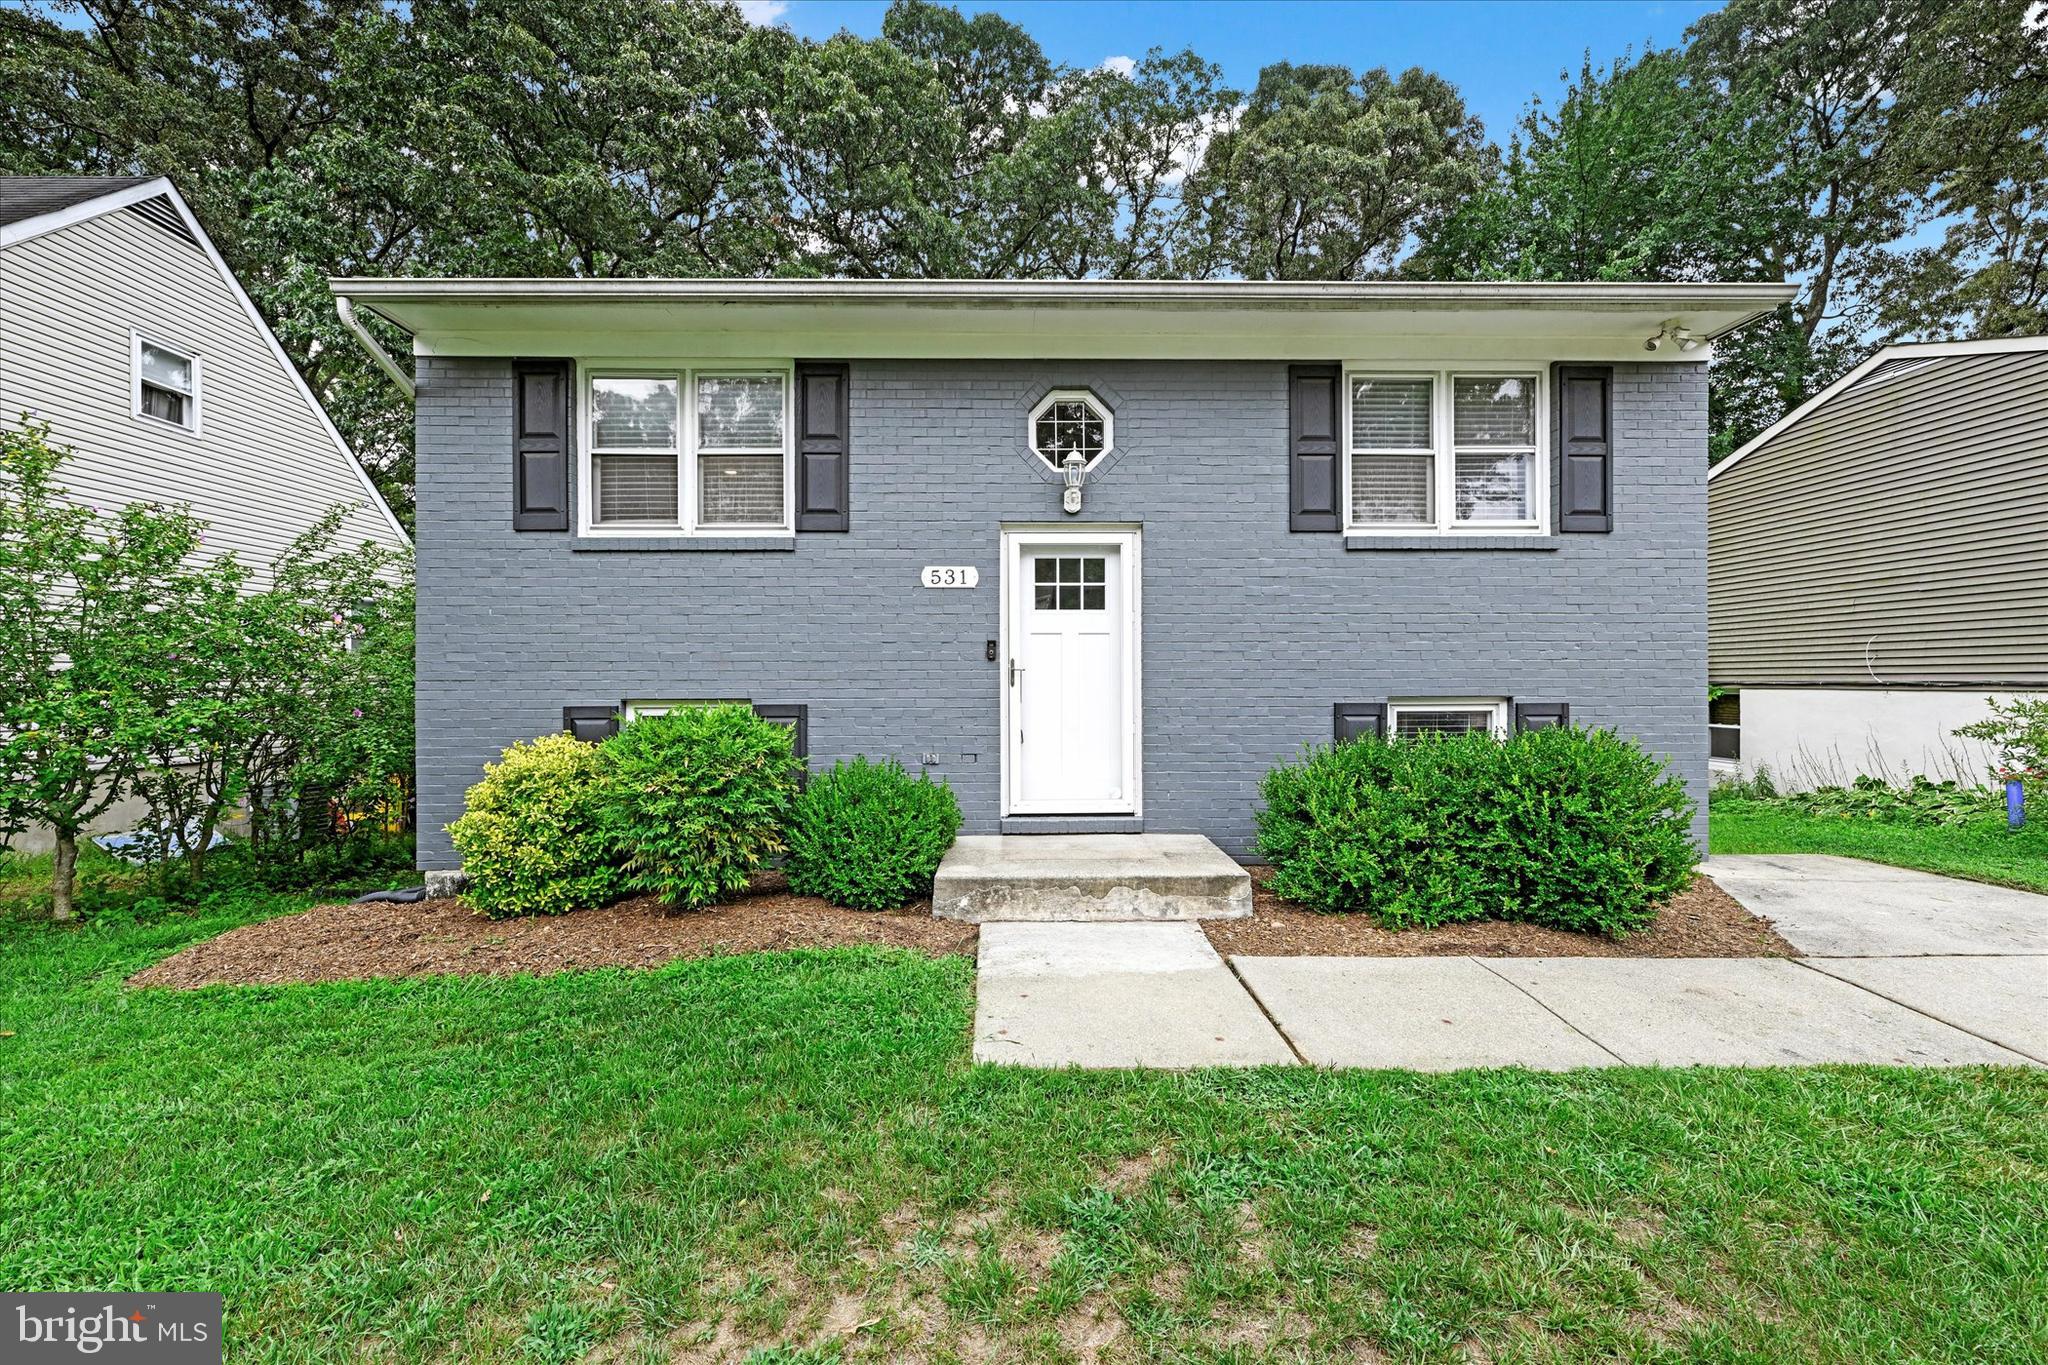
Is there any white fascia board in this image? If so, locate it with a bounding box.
[0,177,176,250]
[333,278,1794,364]
[1708,334,2048,484]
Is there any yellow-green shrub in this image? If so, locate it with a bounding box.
[447,732,622,918]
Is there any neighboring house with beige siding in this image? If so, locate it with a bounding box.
[0,176,406,572]
[0,176,408,852]
[1708,336,2048,788]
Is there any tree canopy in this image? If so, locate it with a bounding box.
[3,0,2039,502]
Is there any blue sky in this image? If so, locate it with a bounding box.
[745,0,1724,142]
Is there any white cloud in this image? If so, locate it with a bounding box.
[2026,1,2047,32]
[1100,54,1137,78]
[736,0,790,25]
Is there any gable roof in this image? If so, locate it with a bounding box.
[1,176,409,548]
[0,175,156,227]
[1709,335,2048,483]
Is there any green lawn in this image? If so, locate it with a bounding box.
[1710,805,2048,893]
[4,902,2046,1363]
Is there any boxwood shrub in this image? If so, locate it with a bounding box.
[786,757,962,910]
[447,732,622,918]
[593,704,804,910]
[1255,726,1697,936]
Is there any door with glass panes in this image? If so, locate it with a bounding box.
[1004,532,1138,815]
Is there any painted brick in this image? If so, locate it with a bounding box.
[415,359,1710,865]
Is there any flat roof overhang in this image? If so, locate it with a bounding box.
[329,278,1797,364]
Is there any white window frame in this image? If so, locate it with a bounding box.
[1343,366,1547,534]
[131,330,201,435]
[579,364,795,538]
[1387,697,1510,740]
[1028,389,1113,472]
[622,699,747,720]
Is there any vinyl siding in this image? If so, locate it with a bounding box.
[1708,349,2048,686]
[0,206,405,574]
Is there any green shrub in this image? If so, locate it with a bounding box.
[786,757,962,910]
[448,732,621,918]
[594,705,803,910]
[1255,726,1697,937]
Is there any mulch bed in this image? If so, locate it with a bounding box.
[129,873,977,990]
[1201,867,1800,959]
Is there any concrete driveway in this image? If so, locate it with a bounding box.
[972,855,2048,1070]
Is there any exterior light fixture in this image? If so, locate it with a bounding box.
[1062,448,1087,514]
[1644,319,1703,353]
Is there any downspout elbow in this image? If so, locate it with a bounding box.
[334,294,416,399]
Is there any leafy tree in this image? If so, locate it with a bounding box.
[1181,63,1491,280]
[0,422,219,918]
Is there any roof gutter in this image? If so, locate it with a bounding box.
[334,294,415,399]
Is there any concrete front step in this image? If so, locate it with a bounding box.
[932,833,1252,922]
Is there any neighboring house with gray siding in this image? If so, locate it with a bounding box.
[1,176,408,852]
[331,278,1789,867]
[0,177,406,570]
[1708,336,2048,788]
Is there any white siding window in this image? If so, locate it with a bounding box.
[1347,369,1545,533]
[584,369,791,535]
[132,333,199,432]
[1388,698,1509,739]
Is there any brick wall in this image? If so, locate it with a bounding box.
[415,358,1709,865]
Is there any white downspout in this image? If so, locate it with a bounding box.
[334,294,416,398]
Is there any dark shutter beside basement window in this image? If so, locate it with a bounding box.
[1554,364,1614,533]
[562,706,618,742]
[1514,702,1571,732]
[1333,702,1387,743]
[513,360,573,531]
[1289,365,1342,532]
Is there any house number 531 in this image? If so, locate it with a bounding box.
[920,566,979,589]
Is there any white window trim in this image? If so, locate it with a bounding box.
[1388,697,1511,739]
[1343,365,1547,534]
[622,699,748,720]
[130,330,202,435]
[579,364,795,538]
[1028,388,1113,473]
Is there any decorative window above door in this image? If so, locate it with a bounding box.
[1029,390,1112,471]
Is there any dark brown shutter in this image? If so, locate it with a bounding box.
[1289,365,1341,531]
[1555,364,1613,533]
[795,363,850,531]
[1333,702,1387,743]
[513,360,572,531]
[562,706,618,742]
[1514,702,1570,732]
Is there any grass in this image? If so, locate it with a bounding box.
[1710,803,2048,893]
[3,896,2046,1362]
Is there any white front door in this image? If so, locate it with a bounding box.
[1004,529,1140,815]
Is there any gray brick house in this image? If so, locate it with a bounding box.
[330,280,1790,869]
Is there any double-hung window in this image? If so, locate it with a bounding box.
[1346,369,1544,532]
[585,369,791,534]
[132,333,199,432]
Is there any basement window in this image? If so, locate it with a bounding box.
[133,333,199,431]
[1388,698,1509,739]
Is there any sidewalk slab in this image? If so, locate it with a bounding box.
[1487,958,2035,1067]
[1800,956,2048,1063]
[974,922,1296,1069]
[1232,957,1618,1070]
[1702,855,2048,957]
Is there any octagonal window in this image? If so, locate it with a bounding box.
[1030,390,1112,471]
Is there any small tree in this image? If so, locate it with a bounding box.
[0,420,214,918]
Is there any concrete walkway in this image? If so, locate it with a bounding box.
[973,856,2048,1070]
